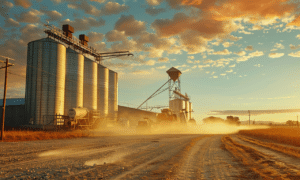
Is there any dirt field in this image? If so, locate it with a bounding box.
[2,130,300,180]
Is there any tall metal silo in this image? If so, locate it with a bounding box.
[64,48,84,115]
[189,102,192,120]
[25,38,66,125]
[185,101,190,121]
[97,65,109,121]
[83,57,97,110]
[108,70,118,123]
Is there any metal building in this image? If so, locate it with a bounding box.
[24,24,132,127]
[25,38,66,125]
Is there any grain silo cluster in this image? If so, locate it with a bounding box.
[24,25,119,127]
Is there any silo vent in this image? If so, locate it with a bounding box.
[79,34,89,46]
[62,24,74,38]
[167,67,182,82]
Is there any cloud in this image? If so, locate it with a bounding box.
[13,0,31,8]
[290,44,300,50]
[158,57,169,62]
[152,12,240,39]
[245,45,253,51]
[15,9,43,23]
[226,69,233,73]
[238,29,253,34]
[288,51,300,57]
[105,30,126,42]
[229,64,236,67]
[41,10,62,22]
[250,25,263,31]
[60,17,105,31]
[212,49,232,55]
[144,60,156,66]
[268,53,284,58]
[274,43,284,49]
[67,1,101,16]
[220,73,226,76]
[146,0,163,6]
[203,59,214,64]
[87,32,104,43]
[288,15,300,26]
[226,35,243,41]
[270,48,277,51]
[236,56,251,62]
[90,0,106,3]
[0,27,6,39]
[213,76,218,78]
[249,51,264,57]
[297,35,300,39]
[188,56,194,59]
[254,64,261,67]
[0,1,14,17]
[234,51,246,56]
[4,18,20,27]
[211,42,220,46]
[115,15,146,36]
[100,2,129,15]
[209,0,296,24]
[145,7,166,16]
[156,65,166,69]
[222,42,234,48]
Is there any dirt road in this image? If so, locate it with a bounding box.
[1,134,300,179]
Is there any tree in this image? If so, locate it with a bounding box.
[225,116,240,125]
[203,116,224,124]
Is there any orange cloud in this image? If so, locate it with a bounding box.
[13,0,31,9]
[208,0,295,23]
[288,15,300,26]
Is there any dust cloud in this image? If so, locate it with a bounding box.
[90,122,269,136]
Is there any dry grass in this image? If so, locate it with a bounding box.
[222,135,300,180]
[238,135,300,158]
[239,127,300,147]
[1,130,91,142]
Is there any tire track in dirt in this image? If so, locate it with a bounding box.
[232,135,300,170]
[68,135,196,180]
[174,135,243,180]
[223,135,300,180]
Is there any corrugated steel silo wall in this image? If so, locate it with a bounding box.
[108,70,118,122]
[114,72,118,122]
[83,58,97,110]
[189,102,192,119]
[25,38,66,125]
[185,101,190,121]
[97,65,109,120]
[65,48,84,115]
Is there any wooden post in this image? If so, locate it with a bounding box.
[1,59,8,141]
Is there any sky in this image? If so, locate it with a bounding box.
[0,0,300,123]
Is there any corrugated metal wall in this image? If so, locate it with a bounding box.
[83,58,97,110]
[97,65,109,121]
[108,70,118,123]
[65,48,84,115]
[25,38,66,125]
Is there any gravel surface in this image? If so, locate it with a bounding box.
[0,134,263,179]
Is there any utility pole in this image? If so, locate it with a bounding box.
[1,58,14,141]
[248,110,250,126]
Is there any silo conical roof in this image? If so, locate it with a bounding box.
[167,67,182,82]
